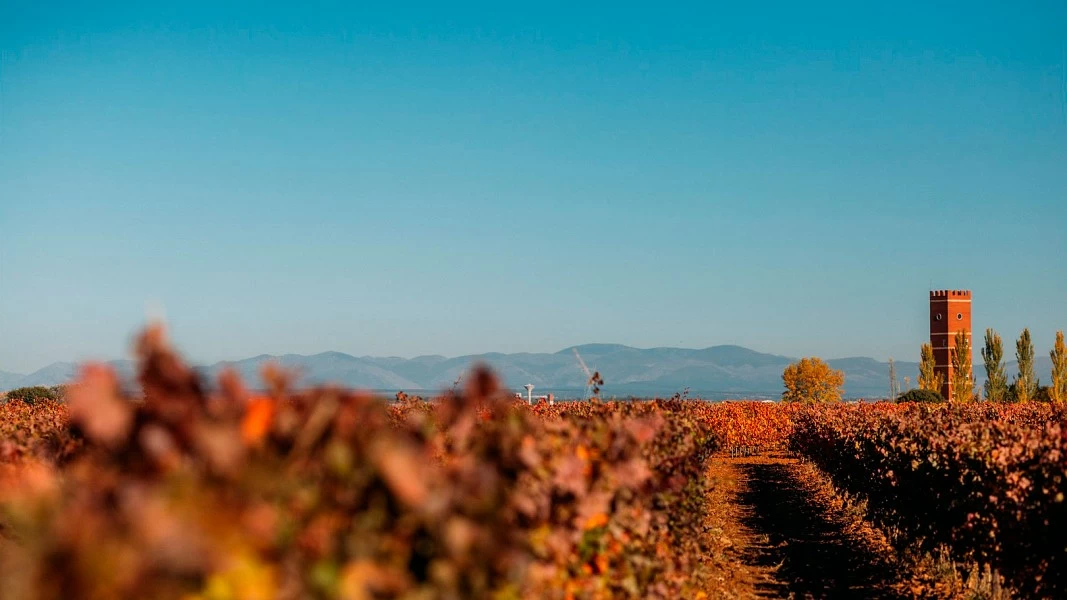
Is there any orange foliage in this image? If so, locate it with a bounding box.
[239,396,275,446]
[0,333,723,599]
[781,357,845,402]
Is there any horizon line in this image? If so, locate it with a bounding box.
[6,342,937,377]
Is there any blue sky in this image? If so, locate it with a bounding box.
[2,1,1065,373]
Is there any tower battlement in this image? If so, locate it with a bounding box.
[930,290,971,299]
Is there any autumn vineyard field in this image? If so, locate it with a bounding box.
[1,330,1066,599]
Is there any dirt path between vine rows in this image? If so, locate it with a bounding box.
[706,455,908,599]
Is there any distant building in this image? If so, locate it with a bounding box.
[514,391,554,404]
[929,290,972,401]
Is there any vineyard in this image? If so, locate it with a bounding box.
[1,330,1066,599]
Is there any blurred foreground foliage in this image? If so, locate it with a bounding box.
[0,327,721,600]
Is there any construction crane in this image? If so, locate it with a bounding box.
[572,348,602,399]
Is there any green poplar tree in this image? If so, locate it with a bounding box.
[918,343,943,393]
[1051,331,1067,405]
[951,330,974,402]
[982,328,1008,402]
[1015,328,1037,403]
[888,358,900,400]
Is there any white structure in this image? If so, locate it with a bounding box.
[523,384,535,404]
[515,391,553,404]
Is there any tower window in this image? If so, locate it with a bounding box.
[935,314,942,321]
[957,313,963,320]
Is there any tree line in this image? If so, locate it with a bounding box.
[908,328,1067,403]
[781,328,1067,404]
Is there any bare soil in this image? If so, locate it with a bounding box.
[705,455,909,600]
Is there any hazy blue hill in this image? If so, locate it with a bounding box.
[1005,357,1054,383]
[196,354,281,385]
[0,370,26,390]
[15,362,78,387]
[415,352,580,389]
[200,352,422,389]
[411,355,448,362]
[6,346,1060,398]
[556,343,635,357]
[360,355,447,387]
[646,364,777,394]
[4,360,132,390]
[828,357,917,398]
[292,352,421,389]
[693,345,792,368]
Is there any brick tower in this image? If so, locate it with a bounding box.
[929,290,972,401]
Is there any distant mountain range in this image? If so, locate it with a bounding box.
[0,344,1055,399]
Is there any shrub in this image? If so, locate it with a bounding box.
[3,385,66,405]
[896,389,944,403]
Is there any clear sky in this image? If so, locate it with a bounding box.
[2,1,1066,374]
